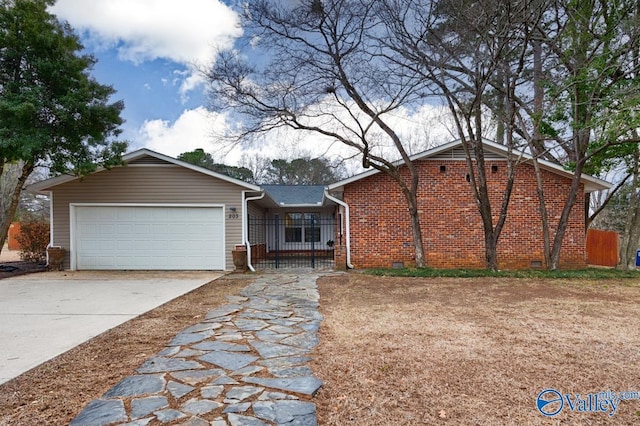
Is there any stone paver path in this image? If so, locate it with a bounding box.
[71,272,325,426]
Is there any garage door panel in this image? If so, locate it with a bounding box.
[75,206,224,270]
[78,223,96,235]
[96,257,116,268]
[116,223,132,234]
[98,241,117,251]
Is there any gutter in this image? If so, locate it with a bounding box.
[46,191,53,267]
[243,191,265,272]
[324,189,354,269]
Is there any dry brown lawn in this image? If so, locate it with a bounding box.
[312,274,640,425]
[2,272,640,425]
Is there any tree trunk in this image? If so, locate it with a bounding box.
[462,141,502,271]
[530,156,552,268]
[584,192,591,229]
[622,203,640,270]
[618,146,640,270]
[495,67,505,145]
[405,191,426,268]
[472,118,501,271]
[0,161,34,257]
[528,36,554,269]
[548,54,591,269]
[484,233,499,271]
[379,160,427,269]
[548,160,586,270]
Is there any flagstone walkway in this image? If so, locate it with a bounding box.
[71,271,326,426]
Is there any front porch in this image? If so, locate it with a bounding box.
[245,185,342,270]
[248,214,337,269]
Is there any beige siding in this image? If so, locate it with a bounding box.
[50,164,247,270]
[247,202,266,219]
[247,202,267,244]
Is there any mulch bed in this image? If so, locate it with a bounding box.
[0,261,46,280]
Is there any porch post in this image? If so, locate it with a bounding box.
[274,214,280,269]
[310,216,315,268]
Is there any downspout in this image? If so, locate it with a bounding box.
[324,189,354,269]
[46,191,53,267]
[243,191,265,272]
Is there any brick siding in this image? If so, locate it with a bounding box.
[342,160,586,269]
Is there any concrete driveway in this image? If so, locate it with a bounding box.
[0,270,223,385]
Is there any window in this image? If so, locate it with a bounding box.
[305,227,321,243]
[285,213,303,242]
[285,212,320,243]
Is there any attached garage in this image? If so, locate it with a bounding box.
[28,149,262,271]
[72,205,224,270]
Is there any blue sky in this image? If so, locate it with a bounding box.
[49,0,241,159]
[48,0,451,169]
[89,52,199,126]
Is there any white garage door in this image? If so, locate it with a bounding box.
[74,205,224,270]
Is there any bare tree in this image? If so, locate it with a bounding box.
[385,0,640,270]
[520,0,640,269]
[207,0,639,270]
[380,0,544,270]
[206,0,436,267]
[238,153,273,185]
[618,147,640,269]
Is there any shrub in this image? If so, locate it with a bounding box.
[16,220,50,263]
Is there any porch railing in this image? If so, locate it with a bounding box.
[248,215,336,269]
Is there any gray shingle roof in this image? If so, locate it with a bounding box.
[262,185,325,206]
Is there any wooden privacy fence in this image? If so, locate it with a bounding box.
[7,222,21,250]
[586,228,619,267]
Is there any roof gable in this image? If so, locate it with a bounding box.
[328,139,611,193]
[28,148,262,192]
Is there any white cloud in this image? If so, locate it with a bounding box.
[131,103,456,172]
[135,107,227,158]
[131,107,356,166]
[264,100,454,161]
[50,0,241,94]
[224,103,456,172]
